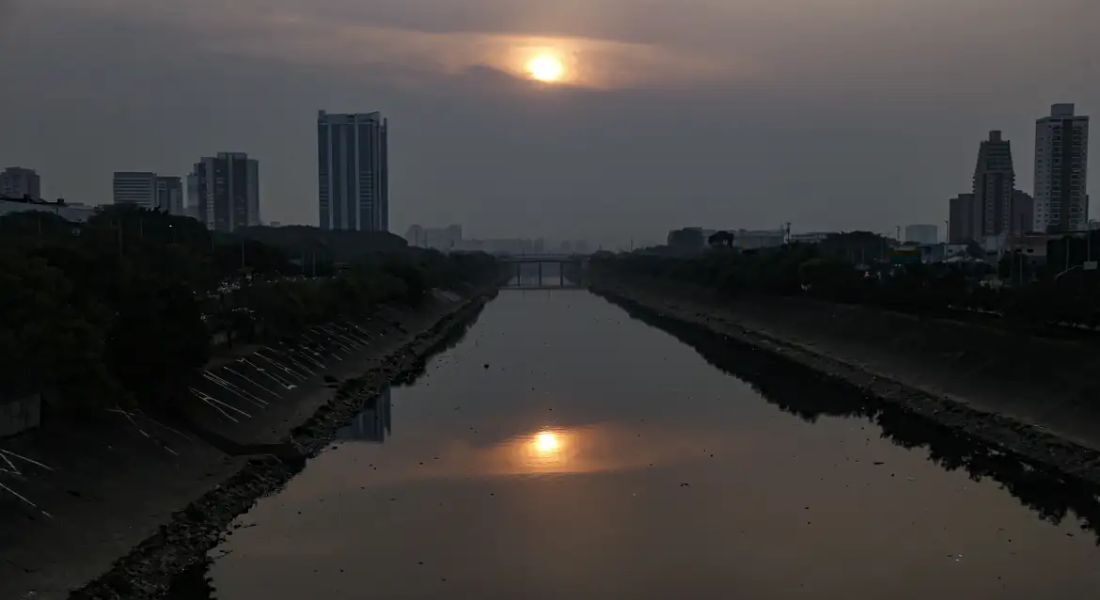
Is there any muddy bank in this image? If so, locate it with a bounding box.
[0,288,495,600]
[590,279,1100,491]
[596,289,1100,544]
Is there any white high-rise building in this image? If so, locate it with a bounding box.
[317,111,389,232]
[1035,104,1089,233]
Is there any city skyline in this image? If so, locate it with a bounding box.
[1,101,1091,248]
[0,0,1098,247]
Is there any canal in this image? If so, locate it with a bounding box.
[179,290,1100,599]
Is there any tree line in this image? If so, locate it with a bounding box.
[0,206,497,414]
[594,231,1100,331]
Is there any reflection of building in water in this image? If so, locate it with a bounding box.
[337,388,392,443]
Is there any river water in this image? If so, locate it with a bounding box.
[185,290,1100,599]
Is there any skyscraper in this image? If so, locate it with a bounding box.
[0,167,41,199]
[1035,103,1089,233]
[317,110,389,232]
[188,152,260,232]
[113,171,158,208]
[155,176,184,215]
[971,130,1016,241]
[948,193,975,244]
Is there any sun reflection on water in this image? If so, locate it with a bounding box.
[520,428,573,470]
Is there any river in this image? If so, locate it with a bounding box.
[175,290,1100,599]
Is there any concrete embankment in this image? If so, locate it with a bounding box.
[590,277,1100,488]
[0,287,496,600]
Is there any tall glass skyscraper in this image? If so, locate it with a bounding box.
[317,111,389,232]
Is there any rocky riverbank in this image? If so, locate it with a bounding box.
[1,287,496,600]
[590,278,1100,490]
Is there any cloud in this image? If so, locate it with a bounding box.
[78,3,748,90]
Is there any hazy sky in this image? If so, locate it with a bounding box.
[1,0,1097,247]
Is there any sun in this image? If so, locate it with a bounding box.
[527,54,565,83]
[533,431,561,454]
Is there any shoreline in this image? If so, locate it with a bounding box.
[590,280,1100,490]
[3,287,496,600]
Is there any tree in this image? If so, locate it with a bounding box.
[708,230,734,248]
[667,228,705,252]
[106,280,210,406]
[0,251,117,409]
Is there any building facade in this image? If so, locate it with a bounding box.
[188,153,260,232]
[972,131,1016,240]
[731,229,787,250]
[905,224,939,245]
[113,171,158,208]
[155,176,184,215]
[318,110,389,232]
[0,167,41,199]
[1035,104,1089,233]
[1011,190,1034,235]
[948,193,975,244]
[406,224,462,251]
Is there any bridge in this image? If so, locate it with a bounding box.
[499,254,587,290]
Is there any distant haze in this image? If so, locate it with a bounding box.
[1,0,1097,248]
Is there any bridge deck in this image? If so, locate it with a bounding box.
[501,285,584,291]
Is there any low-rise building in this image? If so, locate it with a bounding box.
[732,229,786,250]
[0,167,41,200]
[1004,234,1054,260]
[905,224,939,245]
[406,224,464,251]
[789,232,837,244]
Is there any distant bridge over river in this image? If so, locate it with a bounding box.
[499,254,587,290]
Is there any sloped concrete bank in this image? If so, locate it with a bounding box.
[1,288,495,600]
[590,280,1100,492]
